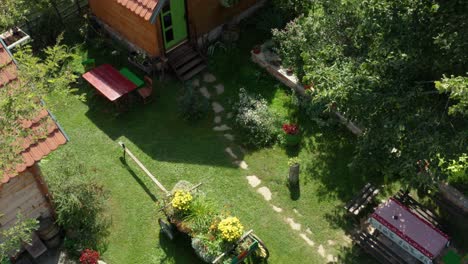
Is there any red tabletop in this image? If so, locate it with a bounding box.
[82,64,137,102]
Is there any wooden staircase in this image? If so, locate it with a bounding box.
[167,42,207,81]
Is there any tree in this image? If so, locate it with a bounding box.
[0,35,81,179]
[272,0,468,189]
[435,75,468,116]
[0,0,51,32]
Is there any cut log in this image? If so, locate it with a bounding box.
[288,164,300,186]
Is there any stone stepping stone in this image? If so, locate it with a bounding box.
[317,245,326,258]
[299,233,315,247]
[257,186,271,201]
[225,147,238,160]
[226,112,233,119]
[327,255,337,263]
[215,84,225,95]
[214,116,221,124]
[306,228,313,235]
[199,87,211,99]
[271,205,283,213]
[203,72,216,83]
[213,125,231,131]
[293,208,303,216]
[212,102,224,113]
[192,78,200,87]
[224,134,235,141]
[246,175,261,188]
[234,160,248,170]
[285,217,301,231]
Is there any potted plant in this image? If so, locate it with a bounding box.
[288,157,301,186]
[128,51,152,75]
[252,45,261,54]
[79,249,100,264]
[282,123,300,146]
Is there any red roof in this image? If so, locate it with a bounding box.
[0,42,68,185]
[116,0,159,21]
[371,198,449,259]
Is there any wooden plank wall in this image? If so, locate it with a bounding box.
[89,0,162,57]
[187,0,260,36]
[0,168,51,233]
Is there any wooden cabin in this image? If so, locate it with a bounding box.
[0,40,68,237]
[89,0,265,80]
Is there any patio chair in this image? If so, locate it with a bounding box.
[137,76,153,104]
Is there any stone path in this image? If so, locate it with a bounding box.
[195,72,339,263]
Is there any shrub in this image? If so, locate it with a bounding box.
[178,83,209,123]
[233,88,280,148]
[0,214,39,260]
[45,151,110,256]
[79,249,100,264]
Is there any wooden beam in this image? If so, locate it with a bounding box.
[118,142,169,195]
[30,164,56,219]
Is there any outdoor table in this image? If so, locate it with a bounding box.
[119,67,144,88]
[369,198,449,264]
[82,64,137,102]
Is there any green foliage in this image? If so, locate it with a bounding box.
[178,82,209,123]
[183,197,217,235]
[288,157,301,166]
[0,214,39,260]
[233,88,281,148]
[273,0,468,190]
[438,154,468,195]
[435,74,468,116]
[0,0,52,31]
[0,35,83,179]
[45,151,110,256]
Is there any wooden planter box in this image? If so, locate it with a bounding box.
[128,53,153,75]
[0,28,31,50]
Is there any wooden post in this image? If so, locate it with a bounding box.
[288,164,300,186]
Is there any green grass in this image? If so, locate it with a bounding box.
[37,8,381,263]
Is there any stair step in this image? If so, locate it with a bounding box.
[178,57,204,75]
[182,64,207,81]
[172,52,199,69]
[167,44,192,60]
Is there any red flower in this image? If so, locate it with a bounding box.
[79,249,100,264]
[282,124,299,135]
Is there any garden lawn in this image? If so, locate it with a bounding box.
[40,76,326,263]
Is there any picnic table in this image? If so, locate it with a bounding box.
[82,64,137,102]
[119,67,144,87]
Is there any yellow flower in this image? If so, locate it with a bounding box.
[218,217,244,242]
[171,190,193,211]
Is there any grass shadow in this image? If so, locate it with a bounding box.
[158,231,204,264]
[119,157,159,202]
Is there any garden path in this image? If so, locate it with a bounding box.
[195,73,340,263]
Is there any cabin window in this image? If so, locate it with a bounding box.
[163,14,172,28]
[165,29,174,42]
[162,2,171,14]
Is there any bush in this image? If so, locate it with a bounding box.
[233,88,280,148]
[178,83,209,123]
[45,151,110,256]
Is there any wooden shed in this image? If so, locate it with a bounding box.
[89,0,265,80]
[0,40,68,237]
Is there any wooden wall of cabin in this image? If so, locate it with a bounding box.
[88,0,163,57]
[186,0,260,36]
[0,165,51,232]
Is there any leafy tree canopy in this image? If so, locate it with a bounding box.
[272,0,468,189]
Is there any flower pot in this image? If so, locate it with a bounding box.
[285,134,301,146]
[252,45,261,54]
[0,27,30,50]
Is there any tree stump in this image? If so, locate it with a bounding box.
[289,164,300,186]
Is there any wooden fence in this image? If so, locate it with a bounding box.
[18,0,88,36]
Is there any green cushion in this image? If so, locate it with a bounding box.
[120,67,144,87]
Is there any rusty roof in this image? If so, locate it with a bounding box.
[116,0,159,21]
[0,41,68,185]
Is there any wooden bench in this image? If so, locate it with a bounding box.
[354,230,408,264]
[393,190,444,230]
[345,183,380,215]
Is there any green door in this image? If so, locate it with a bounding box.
[160,0,188,50]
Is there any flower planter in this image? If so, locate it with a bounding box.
[0,27,31,50]
[285,134,301,146]
[128,52,153,75]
